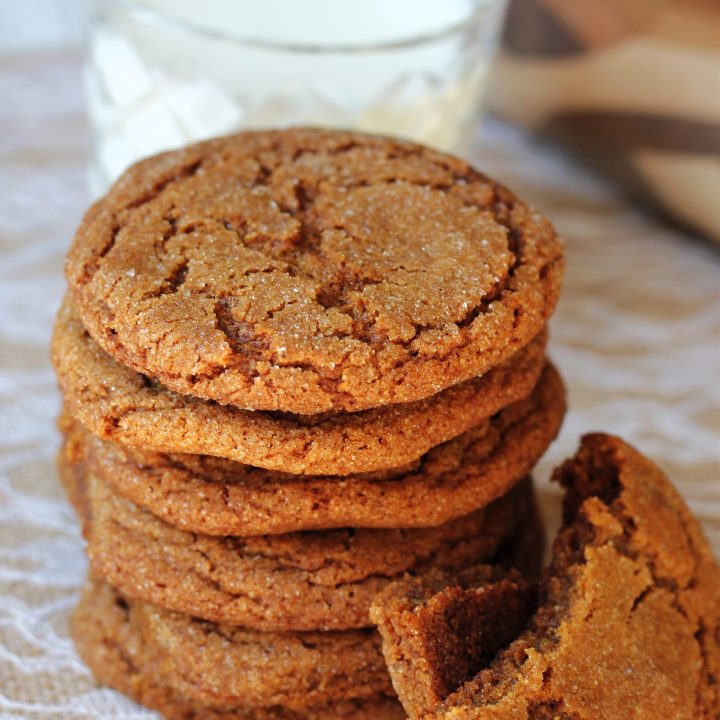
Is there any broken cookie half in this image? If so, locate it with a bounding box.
[369,566,537,718]
[371,434,720,720]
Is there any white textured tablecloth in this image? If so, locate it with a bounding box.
[1,49,718,719]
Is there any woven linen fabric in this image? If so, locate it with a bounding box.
[1,49,718,719]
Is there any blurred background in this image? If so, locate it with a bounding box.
[2,0,718,238]
[0,2,718,718]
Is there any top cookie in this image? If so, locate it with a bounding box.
[66,128,564,413]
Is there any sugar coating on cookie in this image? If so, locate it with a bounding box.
[76,580,389,710]
[72,580,405,719]
[66,128,564,414]
[53,297,548,475]
[60,443,541,630]
[373,434,720,720]
[60,363,565,536]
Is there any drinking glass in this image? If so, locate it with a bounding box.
[86,0,508,194]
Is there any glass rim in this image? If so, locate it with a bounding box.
[109,0,500,54]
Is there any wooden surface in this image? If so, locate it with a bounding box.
[0,49,718,718]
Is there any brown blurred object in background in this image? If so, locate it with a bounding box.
[489,0,720,242]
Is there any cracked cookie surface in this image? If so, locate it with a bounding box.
[375,434,720,720]
[60,362,565,536]
[72,579,404,719]
[65,128,564,414]
[53,297,547,475]
[60,446,541,631]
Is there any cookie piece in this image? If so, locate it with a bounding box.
[378,435,720,720]
[71,579,404,719]
[369,567,536,718]
[65,128,564,414]
[60,362,566,537]
[60,450,540,631]
[494,483,545,581]
[53,297,547,475]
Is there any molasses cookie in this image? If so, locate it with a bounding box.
[60,452,541,631]
[370,566,536,718]
[53,297,547,475]
[78,579,389,709]
[72,579,404,719]
[65,128,564,414]
[372,435,720,719]
[60,362,565,537]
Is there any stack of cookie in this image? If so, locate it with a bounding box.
[52,129,566,719]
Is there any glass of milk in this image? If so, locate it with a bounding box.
[86,0,508,194]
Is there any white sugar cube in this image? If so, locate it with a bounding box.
[164,80,244,139]
[243,84,348,128]
[92,29,152,107]
[98,132,132,183]
[124,100,188,161]
[85,66,117,133]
